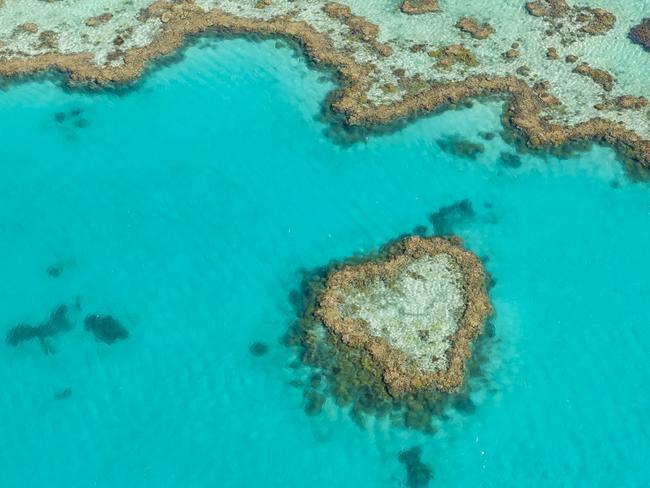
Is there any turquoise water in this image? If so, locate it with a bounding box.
[1,38,649,487]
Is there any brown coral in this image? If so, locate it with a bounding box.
[85,13,114,27]
[0,2,646,167]
[323,2,393,57]
[315,236,491,396]
[525,0,568,18]
[577,8,615,36]
[455,17,495,40]
[574,62,615,91]
[400,0,439,15]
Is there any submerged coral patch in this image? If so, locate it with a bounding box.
[498,151,523,168]
[54,388,72,400]
[6,304,72,354]
[84,314,128,344]
[398,446,433,488]
[400,0,439,15]
[436,136,484,160]
[249,341,269,356]
[428,199,475,236]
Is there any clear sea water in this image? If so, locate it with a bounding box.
[1,38,649,487]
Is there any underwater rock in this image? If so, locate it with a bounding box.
[629,19,650,52]
[6,305,72,353]
[315,236,491,396]
[428,199,475,236]
[249,341,269,356]
[398,446,433,487]
[84,314,128,344]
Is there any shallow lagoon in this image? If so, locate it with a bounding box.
[0,38,649,487]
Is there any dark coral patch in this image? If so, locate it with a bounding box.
[436,135,485,160]
[54,388,72,400]
[498,151,522,168]
[46,265,63,277]
[629,18,650,52]
[249,341,269,356]
[6,304,72,354]
[428,199,475,236]
[84,314,128,344]
[398,446,433,487]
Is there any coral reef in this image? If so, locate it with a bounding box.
[0,1,646,166]
[629,19,650,52]
[315,236,491,396]
[455,17,494,40]
[6,305,72,354]
[428,44,478,69]
[398,446,433,488]
[322,2,392,57]
[525,0,568,18]
[577,8,616,36]
[595,96,648,112]
[498,151,523,168]
[250,341,269,356]
[436,136,484,160]
[400,0,439,15]
[84,314,128,344]
[283,234,496,432]
[573,63,615,92]
[54,388,72,400]
[428,199,475,235]
[46,265,62,277]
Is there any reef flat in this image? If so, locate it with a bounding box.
[0,0,648,164]
[316,236,491,396]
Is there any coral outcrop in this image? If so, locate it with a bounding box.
[574,62,615,92]
[400,0,439,15]
[455,17,495,40]
[315,236,491,396]
[629,19,650,52]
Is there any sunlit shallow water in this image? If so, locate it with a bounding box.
[0,38,649,487]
